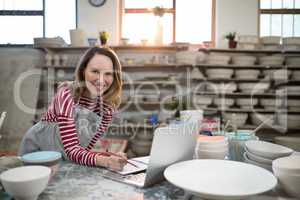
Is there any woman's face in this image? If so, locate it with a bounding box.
[84,54,114,98]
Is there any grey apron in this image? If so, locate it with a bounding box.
[19,105,102,160]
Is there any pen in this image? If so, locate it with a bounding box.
[101,151,139,168]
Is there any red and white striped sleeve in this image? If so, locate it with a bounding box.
[54,87,101,166]
[86,102,114,150]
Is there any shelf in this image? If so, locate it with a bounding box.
[202,107,300,114]
[194,91,300,97]
[123,80,178,85]
[196,63,290,69]
[198,48,300,54]
[37,45,188,53]
[191,78,270,82]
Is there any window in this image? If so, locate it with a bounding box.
[122,0,214,45]
[0,0,76,45]
[259,0,300,37]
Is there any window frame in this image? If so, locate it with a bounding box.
[120,0,216,46]
[258,0,300,37]
[0,0,78,46]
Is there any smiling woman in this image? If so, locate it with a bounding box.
[18,47,126,172]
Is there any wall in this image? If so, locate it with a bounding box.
[215,0,258,48]
[77,0,121,45]
[0,48,44,153]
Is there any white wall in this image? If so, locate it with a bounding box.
[215,0,258,48]
[77,0,258,47]
[77,0,120,45]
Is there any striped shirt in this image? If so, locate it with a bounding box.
[41,86,114,166]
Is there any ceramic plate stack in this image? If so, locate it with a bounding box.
[259,55,284,66]
[34,37,66,47]
[195,136,228,159]
[235,69,260,80]
[232,55,256,66]
[175,51,199,65]
[286,57,300,66]
[206,69,234,79]
[238,82,270,94]
[272,156,300,198]
[282,37,300,50]
[193,95,212,108]
[237,35,259,50]
[206,54,231,65]
[223,113,248,128]
[263,69,291,80]
[244,140,294,171]
[236,98,258,109]
[260,36,281,50]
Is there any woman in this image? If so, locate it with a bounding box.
[19,47,126,171]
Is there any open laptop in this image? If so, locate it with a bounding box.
[102,121,198,188]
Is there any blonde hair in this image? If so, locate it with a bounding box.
[61,47,122,108]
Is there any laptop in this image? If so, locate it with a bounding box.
[102,121,198,188]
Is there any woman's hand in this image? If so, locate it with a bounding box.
[96,154,127,171]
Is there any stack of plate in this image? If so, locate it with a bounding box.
[260,36,281,50]
[206,69,234,79]
[175,51,199,65]
[232,55,256,66]
[259,55,285,66]
[282,37,300,50]
[195,136,228,159]
[272,156,300,198]
[206,55,231,65]
[244,140,294,171]
[235,69,260,80]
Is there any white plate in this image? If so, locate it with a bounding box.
[245,140,293,160]
[245,147,273,165]
[164,159,277,200]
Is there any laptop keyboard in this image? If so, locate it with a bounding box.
[124,172,146,184]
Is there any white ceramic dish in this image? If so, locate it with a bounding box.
[245,147,273,165]
[206,69,234,79]
[223,113,248,128]
[164,159,277,200]
[245,140,294,160]
[260,36,281,45]
[272,156,300,174]
[235,69,260,79]
[236,98,258,108]
[0,166,51,200]
[232,56,256,66]
[243,152,273,171]
[239,82,269,94]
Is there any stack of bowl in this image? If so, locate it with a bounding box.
[259,55,285,66]
[260,36,281,50]
[235,69,260,80]
[232,55,257,66]
[206,54,231,65]
[195,136,228,159]
[244,140,294,171]
[206,68,234,79]
[272,156,300,198]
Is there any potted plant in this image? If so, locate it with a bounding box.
[225,32,237,49]
[99,31,109,45]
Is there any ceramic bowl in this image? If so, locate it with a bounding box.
[193,96,212,108]
[272,166,300,198]
[286,57,300,65]
[223,113,248,128]
[282,37,300,45]
[274,137,300,151]
[21,151,62,178]
[207,82,237,93]
[260,36,281,45]
[206,55,231,65]
[245,140,294,160]
[235,69,260,79]
[292,71,300,80]
[273,156,300,174]
[206,69,234,79]
[0,166,51,200]
[131,139,152,156]
[263,69,291,80]
[232,56,256,66]
[213,98,235,109]
[236,98,258,109]
[238,82,270,94]
[243,152,273,171]
[259,55,284,66]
